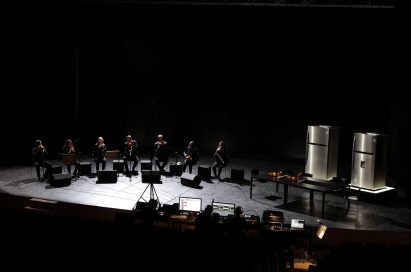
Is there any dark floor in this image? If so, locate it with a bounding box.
[1,155,410,231]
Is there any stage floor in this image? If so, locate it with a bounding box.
[1,155,410,231]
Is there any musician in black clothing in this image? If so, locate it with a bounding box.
[182,141,199,174]
[154,134,168,174]
[62,139,79,176]
[123,135,138,175]
[93,136,106,171]
[32,140,51,181]
[212,141,229,181]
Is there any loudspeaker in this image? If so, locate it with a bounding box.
[169,163,182,176]
[50,173,71,187]
[231,169,244,180]
[113,160,124,173]
[198,165,211,179]
[181,173,201,187]
[141,170,161,184]
[97,170,118,183]
[141,160,152,171]
[79,162,92,176]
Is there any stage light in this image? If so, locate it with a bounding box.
[316,223,328,239]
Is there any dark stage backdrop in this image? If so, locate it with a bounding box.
[3,2,409,189]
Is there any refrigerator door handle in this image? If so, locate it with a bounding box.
[352,136,356,152]
[305,145,308,167]
[352,152,355,171]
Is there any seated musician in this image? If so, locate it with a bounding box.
[93,136,106,172]
[182,141,199,174]
[62,139,79,176]
[212,141,229,181]
[154,134,168,174]
[123,134,138,175]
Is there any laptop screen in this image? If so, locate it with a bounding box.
[291,219,305,229]
[212,202,235,217]
[179,197,202,213]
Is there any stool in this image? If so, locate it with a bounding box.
[79,162,92,176]
[170,163,182,176]
[113,160,124,175]
[141,160,152,171]
[198,165,211,179]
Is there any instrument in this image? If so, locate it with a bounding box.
[214,151,225,165]
[127,141,134,156]
[40,145,46,153]
[155,141,165,154]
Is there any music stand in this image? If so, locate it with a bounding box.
[60,153,77,165]
[105,150,120,160]
[105,150,120,176]
[134,170,161,209]
[60,153,78,179]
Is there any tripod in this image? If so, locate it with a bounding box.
[134,181,160,210]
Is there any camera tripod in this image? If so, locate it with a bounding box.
[133,171,161,210]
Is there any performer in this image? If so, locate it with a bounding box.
[123,134,138,175]
[154,134,168,174]
[182,141,199,174]
[93,136,106,172]
[62,139,79,176]
[212,141,229,181]
[32,139,51,181]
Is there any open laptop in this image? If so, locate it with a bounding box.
[290,219,305,230]
[211,201,235,218]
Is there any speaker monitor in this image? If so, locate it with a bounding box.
[79,162,92,176]
[50,173,71,187]
[231,169,244,180]
[198,165,211,179]
[97,170,118,183]
[170,163,182,176]
[181,173,201,187]
[141,160,152,171]
[141,170,161,184]
[113,160,124,173]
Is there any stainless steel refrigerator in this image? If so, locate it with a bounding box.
[305,125,339,181]
[351,133,388,190]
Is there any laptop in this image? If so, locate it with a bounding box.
[290,219,305,230]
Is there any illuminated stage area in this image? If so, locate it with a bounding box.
[1,155,409,232]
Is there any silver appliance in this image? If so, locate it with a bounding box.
[305,125,339,181]
[351,132,388,190]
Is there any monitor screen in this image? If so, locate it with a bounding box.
[291,219,305,229]
[212,202,235,217]
[179,197,202,213]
